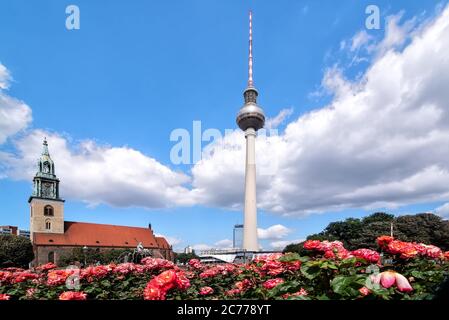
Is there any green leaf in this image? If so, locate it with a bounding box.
[279,253,301,262]
[100,280,111,287]
[331,275,365,297]
[300,263,321,280]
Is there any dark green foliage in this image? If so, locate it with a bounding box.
[175,251,198,264]
[0,235,34,268]
[283,242,307,255]
[283,212,449,253]
[59,247,130,266]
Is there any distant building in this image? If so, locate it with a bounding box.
[184,245,193,254]
[0,225,30,238]
[233,224,243,249]
[0,225,16,235]
[28,139,174,266]
[197,249,281,264]
[18,230,30,238]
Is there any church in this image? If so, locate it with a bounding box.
[29,138,174,266]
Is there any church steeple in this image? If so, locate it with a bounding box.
[36,138,56,178]
[30,138,62,201]
[29,138,65,239]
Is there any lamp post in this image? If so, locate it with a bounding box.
[82,245,88,267]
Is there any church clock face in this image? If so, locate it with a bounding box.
[42,182,53,198]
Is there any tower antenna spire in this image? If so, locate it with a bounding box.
[248,10,254,87]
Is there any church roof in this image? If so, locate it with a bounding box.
[155,236,170,249]
[33,221,168,249]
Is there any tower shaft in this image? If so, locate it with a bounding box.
[243,128,258,251]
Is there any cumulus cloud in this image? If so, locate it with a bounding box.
[3,5,449,218]
[214,239,233,248]
[191,243,212,251]
[376,12,417,54]
[350,30,373,52]
[270,239,304,250]
[189,4,449,215]
[0,63,12,90]
[435,203,449,219]
[193,239,234,251]
[3,130,194,209]
[155,234,182,247]
[258,224,292,240]
[265,108,293,129]
[0,63,32,144]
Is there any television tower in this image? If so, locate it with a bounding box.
[236,11,265,251]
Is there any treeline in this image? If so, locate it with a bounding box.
[284,212,449,253]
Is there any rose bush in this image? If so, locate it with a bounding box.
[0,236,448,300]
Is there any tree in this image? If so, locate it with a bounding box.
[283,241,307,255]
[394,213,449,249]
[59,247,131,266]
[282,212,449,252]
[175,251,198,264]
[361,212,394,224]
[0,235,34,268]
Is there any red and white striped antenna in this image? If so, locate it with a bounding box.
[248,11,254,87]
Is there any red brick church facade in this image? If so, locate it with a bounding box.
[29,139,174,266]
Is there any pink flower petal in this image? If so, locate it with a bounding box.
[380,271,396,288]
[395,273,413,292]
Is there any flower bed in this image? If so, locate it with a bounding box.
[0,236,448,300]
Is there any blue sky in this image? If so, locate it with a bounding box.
[1,0,449,251]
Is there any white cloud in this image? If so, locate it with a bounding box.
[265,108,293,129]
[350,30,373,52]
[435,203,449,219]
[376,12,417,54]
[189,4,449,216]
[155,234,182,247]
[214,239,233,248]
[258,224,292,240]
[3,5,449,219]
[0,63,12,90]
[191,243,212,251]
[270,239,305,251]
[3,130,194,209]
[190,239,235,251]
[0,63,32,144]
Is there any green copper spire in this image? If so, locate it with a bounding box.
[29,138,63,202]
[42,137,50,156]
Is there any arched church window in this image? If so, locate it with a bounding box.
[48,251,55,263]
[44,205,54,216]
[45,220,51,230]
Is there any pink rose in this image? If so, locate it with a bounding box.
[143,283,166,300]
[59,291,87,300]
[263,278,284,290]
[380,271,397,288]
[199,286,214,295]
[359,286,370,296]
[0,293,10,300]
[394,273,413,292]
